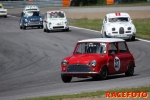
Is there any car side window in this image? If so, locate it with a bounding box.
[118,42,128,53]
[109,43,118,54]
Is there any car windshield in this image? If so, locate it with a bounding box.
[109,17,129,22]
[48,12,65,18]
[75,43,107,54]
[24,11,40,17]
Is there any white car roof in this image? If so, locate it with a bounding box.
[107,12,130,18]
[78,38,125,43]
[24,5,39,11]
[47,10,64,14]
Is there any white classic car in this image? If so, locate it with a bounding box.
[0,4,7,18]
[101,12,136,41]
[43,10,69,32]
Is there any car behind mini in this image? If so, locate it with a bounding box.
[101,12,136,41]
[43,10,69,33]
[61,38,135,82]
[20,5,43,30]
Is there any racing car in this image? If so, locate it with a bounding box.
[101,12,136,41]
[61,38,135,82]
[43,10,69,32]
[20,5,43,30]
[0,4,7,18]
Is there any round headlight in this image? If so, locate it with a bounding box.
[40,18,42,21]
[112,27,115,31]
[61,60,68,66]
[25,19,28,22]
[90,60,97,67]
[128,27,131,30]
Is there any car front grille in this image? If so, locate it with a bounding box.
[28,20,40,25]
[66,64,92,72]
[119,27,124,34]
[53,26,64,29]
[0,11,6,13]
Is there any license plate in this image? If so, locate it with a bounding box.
[119,34,126,37]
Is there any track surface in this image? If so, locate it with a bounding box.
[0,7,150,100]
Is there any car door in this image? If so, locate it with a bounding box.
[108,42,122,74]
[118,42,131,72]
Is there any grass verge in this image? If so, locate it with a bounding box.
[20,85,150,100]
[69,18,150,40]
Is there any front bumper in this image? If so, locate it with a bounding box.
[0,13,7,16]
[106,33,135,39]
[48,24,69,30]
[61,72,99,77]
[24,21,43,27]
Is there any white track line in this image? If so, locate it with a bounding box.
[70,26,150,43]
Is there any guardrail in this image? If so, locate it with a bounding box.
[0,0,62,9]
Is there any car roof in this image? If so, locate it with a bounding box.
[78,38,125,43]
[106,12,130,18]
[24,5,39,11]
[47,10,64,14]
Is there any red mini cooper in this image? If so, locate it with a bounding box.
[61,38,135,83]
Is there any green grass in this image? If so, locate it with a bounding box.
[20,86,150,100]
[69,18,150,40]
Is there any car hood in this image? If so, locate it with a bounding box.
[68,54,102,64]
[108,22,132,28]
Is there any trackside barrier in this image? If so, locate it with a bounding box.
[106,0,114,4]
[62,0,70,7]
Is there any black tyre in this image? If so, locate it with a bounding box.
[125,62,134,76]
[20,22,23,29]
[43,28,46,32]
[66,28,69,32]
[46,25,50,33]
[61,74,72,83]
[4,15,7,18]
[92,66,108,80]
[23,26,26,30]
[102,32,107,38]
[131,36,135,41]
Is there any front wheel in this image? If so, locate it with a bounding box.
[92,66,108,80]
[102,32,107,38]
[23,26,26,30]
[125,62,134,76]
[131,36,135,41]
[61,74,72,83]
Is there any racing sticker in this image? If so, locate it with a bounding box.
[114,57,120,71]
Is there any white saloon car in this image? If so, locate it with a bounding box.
[43,10,69,32]
[0,4,7,18]
[101,12,136,41]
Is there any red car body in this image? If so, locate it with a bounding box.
[61,38,135,82]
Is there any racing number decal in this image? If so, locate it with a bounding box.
[114,57,120,71]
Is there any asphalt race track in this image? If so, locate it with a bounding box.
[0,8,150,100]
